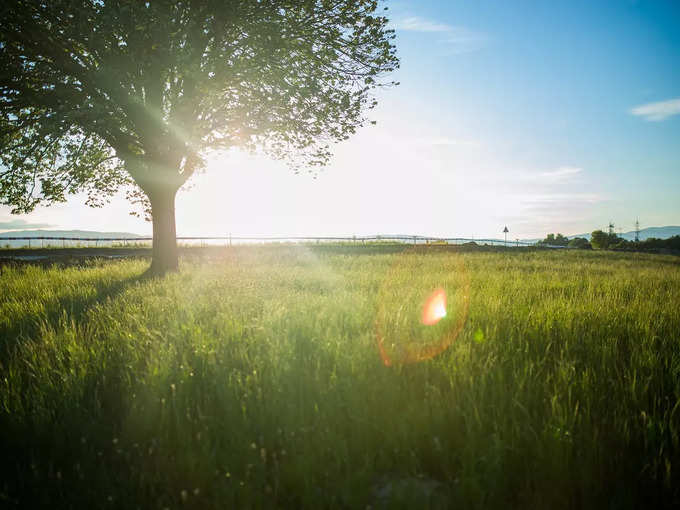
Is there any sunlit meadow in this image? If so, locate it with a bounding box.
[1,246,679,508]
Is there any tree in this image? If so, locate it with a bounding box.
[591,229,623,250]
[568,237,591,249]
[539,233,568,246]
[609,238,631,250]
[554,233,568,246]
[590,230,610,250]
[0,1,398,274]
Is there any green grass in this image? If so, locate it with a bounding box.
[1,246,679,509]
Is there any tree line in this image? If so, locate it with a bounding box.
[538,231,680,252]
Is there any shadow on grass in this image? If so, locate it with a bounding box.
[0,268,148,364]
[0,267,153,509]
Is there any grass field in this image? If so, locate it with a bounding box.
[1,246,679,509]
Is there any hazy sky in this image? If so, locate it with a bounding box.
[1,0,679,239]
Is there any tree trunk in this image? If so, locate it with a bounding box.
[148,186,179,275]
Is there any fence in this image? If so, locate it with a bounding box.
[0,234,559,249]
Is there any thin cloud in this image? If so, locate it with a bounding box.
[0,218,52,231]
[515,193,607,229]
[630,98,680,121]
[511,166,584,184]
[441,27,488,55]
[520,193,605,208]
[538,166,583,181]
[500,168,604,233]
[392,16,451,32]
[392,16,488,54]
[425,137,482,148]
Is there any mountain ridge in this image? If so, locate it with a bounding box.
[3,226,680,244]
[0,229,145,239]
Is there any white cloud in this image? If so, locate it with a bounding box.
[519,192,605,208]
[421,137,482,148]
[630,98,680,121]
[392,16,452,33]
[482,164,607,238]
[391,16,488,54]
[538,166,583,181]
[508,166,584,185]
[0,216,52,231]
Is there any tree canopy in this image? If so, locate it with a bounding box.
[0,0,399,273]
[590,230,620,250]
[567,237,591,249]
[538,233,569,246]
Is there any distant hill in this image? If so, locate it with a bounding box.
[619,226,680,241]
[0,229,146,248]
[0,229,145,239]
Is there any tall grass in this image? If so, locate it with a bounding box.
[0,247,678,508]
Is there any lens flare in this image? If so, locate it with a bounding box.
[375,250,470,366]
[421,288,447,325]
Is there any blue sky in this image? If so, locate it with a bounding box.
[386,0,680,235]
[1,0,678,238]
